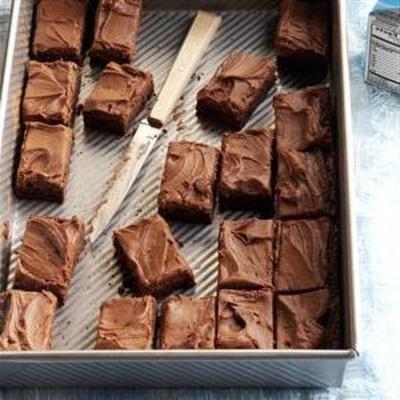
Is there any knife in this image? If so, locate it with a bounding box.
[89,11,222,243]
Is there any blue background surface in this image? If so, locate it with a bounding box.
[1,0,400,398]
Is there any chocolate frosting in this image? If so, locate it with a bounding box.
[17,122,73,191]
[158,141,220,219]
[277,0,329,60]
[23,61,80,126]
[160,295,216,349]
[14,215,85,304]
[0,290,57,350]
[33,0,89,57]
[277,289,330,349]
[96,296,157,350]
[217,289,273,349]
[274,86,332,151]
[92,0,142,58]
[198,52,276,116]
[220,129,273,200]
[275,149,335,218]
[276,218,332,291]
[84,62,153,120]
[114,214,194,297]
[219,219,274,289]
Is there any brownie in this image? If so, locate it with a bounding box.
[276,0,330,67]
[219,128,274,210]
[160,295,216,349]
[216,289,273,349]
[96,296,157,350]
[158,141,220,224]
[274,86,332,152]
[275,218,335,292]
[275,149,336,218]
[15,122,73,203]
[22,61,81,127]
[83,62,154,135]
[274,217,337,292]
[218,219,274,290]
[0,290,57,350]
[13,216,85,305]
[32,0,90,64]
[90,0,143,64]
[276,289,330,349]
[197,52,277,130]
[113,214,195,298]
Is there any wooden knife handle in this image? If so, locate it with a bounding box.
[148,11,221,128]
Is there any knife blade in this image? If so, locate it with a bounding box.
[89,11,222,243]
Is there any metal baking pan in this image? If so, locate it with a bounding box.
[0,0,358,388]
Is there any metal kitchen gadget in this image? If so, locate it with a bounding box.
[0,0,358,388]
[89,10,222,243]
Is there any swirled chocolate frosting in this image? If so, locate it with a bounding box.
[32,0,90,63]
[219,128,274,207]
[113,214,195,298]
[158,141,220,223]
[83,61,153,133]
[197,52,276,129]
[0,290,57,350]
[217,289,273,349]
[23,60,80,127]
[16,122,73,202]
[91,0,142,63]
[275,218,333,291]
[218,219,274,290]
[274,86,332,151]
[275,149,335,218]
[160,295,216,349]
[96,296,157,350]
[13,215,85,305]
[277,289,330,349]
[276,0,329,63]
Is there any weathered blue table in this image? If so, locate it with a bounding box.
[1,0,400,398]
